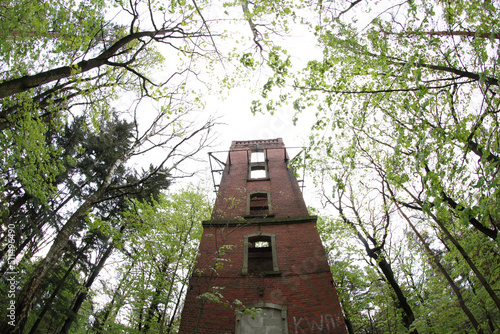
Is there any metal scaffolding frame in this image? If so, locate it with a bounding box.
[207,147,307,193]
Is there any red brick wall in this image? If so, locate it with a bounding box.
[179,139,346,333]
[212,139,309,220]
[179,221,346,333]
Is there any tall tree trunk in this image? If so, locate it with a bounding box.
[161,216,197,333]
[337,205,418,333]
[95,260,135,334]
[58,232,119,334]
[4,150,130,334]
[164,281,186,334]
[7,199,96,334]
[143,257,170,333]
[394,201,485,333]
[341,305,355,334]
[27,254,81,334]
[405,189,500,313]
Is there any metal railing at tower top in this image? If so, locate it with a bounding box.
[207,146,307,193]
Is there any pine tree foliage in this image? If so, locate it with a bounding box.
[0,0,225,332]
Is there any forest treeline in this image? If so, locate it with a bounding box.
[0,0,499,333]
[259,0,500,333]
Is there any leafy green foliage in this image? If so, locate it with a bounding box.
[96,186,210,333]
[257,0,500,332]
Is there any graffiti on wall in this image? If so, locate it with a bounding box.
[293,314,339,333]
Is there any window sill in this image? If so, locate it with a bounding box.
[243,214,275,219]
[247,177,270,182]
[241,271,281,276]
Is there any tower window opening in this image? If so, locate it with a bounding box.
[251,150,265,163]
[249,192,269,215]
[254,240,269,248]
[244,235,279,274]
[249,165,267,179]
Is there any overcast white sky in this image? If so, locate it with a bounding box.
[178,19,324,205]
[207,89,307,147]
[114,3,325,204]
[201,20,322,150]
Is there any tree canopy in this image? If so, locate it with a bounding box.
[257,0,500,332]
[0,0,223,332]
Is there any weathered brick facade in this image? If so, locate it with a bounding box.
[179,139,346,334]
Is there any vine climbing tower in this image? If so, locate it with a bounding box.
[179,138,346,334]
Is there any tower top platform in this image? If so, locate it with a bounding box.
[231,138,284,149]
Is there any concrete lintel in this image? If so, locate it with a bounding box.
[202,215,318,227]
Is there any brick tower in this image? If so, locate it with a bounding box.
[179,138,346,334]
